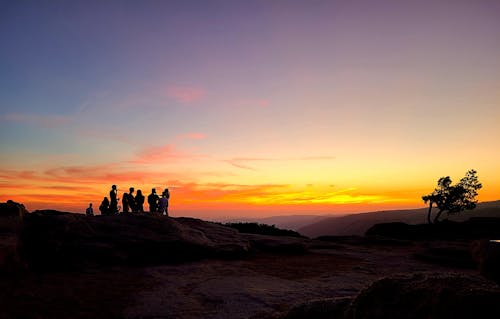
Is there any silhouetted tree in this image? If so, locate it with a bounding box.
[422,169,482,224]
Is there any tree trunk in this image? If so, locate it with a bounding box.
[427,202,433,224]
[433,209,444,224]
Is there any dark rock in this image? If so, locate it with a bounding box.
[366,218,500,240]
[0,201,28,271]
[282,297,352,319]
[316,235,411,246]
[280,273,500,319]
[241,233,309,254]
[344,273,500,319]
[365,222,419,239]
[414,245,475,269]
[20,212,252,270]
[31,209,71,216]
[471,239,500,284]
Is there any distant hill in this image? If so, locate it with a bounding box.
[298,200,500,238]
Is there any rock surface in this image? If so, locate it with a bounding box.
[366,218,500,240]
[282,273,500,319]
[471,239,500,284]
[20,212,253,270]
[3,202,500,319]
[0,200,27,271]
[2,204,315,271]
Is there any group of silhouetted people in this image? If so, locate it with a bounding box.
[96,185,170,216]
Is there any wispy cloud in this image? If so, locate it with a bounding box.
[224,157,269,170]
[130,144,204,164]
[0,165,411,214]
[2,113,72,128]
[225,156,336,170]
[166,85,205,104]
[177,132,207,140]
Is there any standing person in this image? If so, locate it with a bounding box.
[109,185,118,214]
[147,188,159,213]
[99,197,110,215]
[135,189,145,212]
[158,192,168,216]
[123,187,135,213]
[86,203,94,216]
[163,188,170,216]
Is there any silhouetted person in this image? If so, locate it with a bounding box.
[109,185,118,214]
[148,188,159,213]
[163,188,170,216]
[135,189,144,212]
[86,203,94,216]
[122,191,129,213]
[99,197,110,215]
[123,187,135,213]
[158,193,167,216]
[158,189,170,216]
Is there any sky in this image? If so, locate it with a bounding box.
[1,0,499,219]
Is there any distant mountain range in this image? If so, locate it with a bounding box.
[227,200,500,238]
[299,200,500,238]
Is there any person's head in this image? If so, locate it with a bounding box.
[152,188,156,193]
[89,203,92,207]
[129,187,134,193]
[137,189,142,196]
[112,185,117,190]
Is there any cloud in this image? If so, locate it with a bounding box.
[225,156,336,170]
[0,164,413,215]
[178,132,206,140]
[298,156,336,161]
[130,144,179,164]
[167,181,291,204]
[2,113,71,128]
[130,144,204,164]
[166,85,205,104]
[224,157,269,170]
[0,165,167,186]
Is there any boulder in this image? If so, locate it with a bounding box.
[471,239,500,284]
[0,201,27,271]
[280,273,500,319]
[344,273,500,319]
[282,297,351,319]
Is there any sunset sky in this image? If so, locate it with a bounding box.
[1,0,499,219]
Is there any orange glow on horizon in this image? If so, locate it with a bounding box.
[1,169,498,218]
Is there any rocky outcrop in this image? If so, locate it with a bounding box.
[1,202,317,271]
[20,212,253,270]
[0,200,27,271]
[281,273,500,319]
